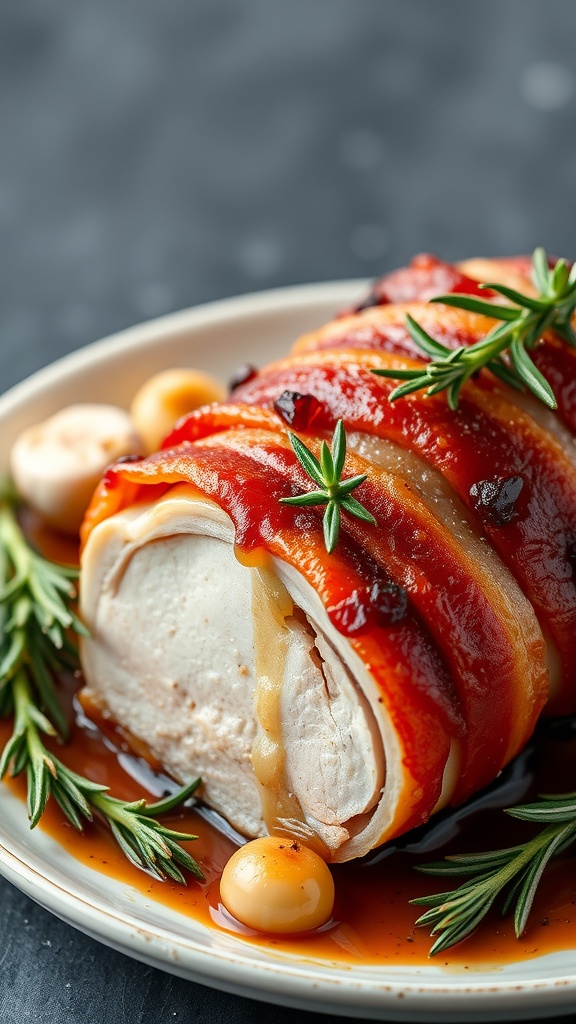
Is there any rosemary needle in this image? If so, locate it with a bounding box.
[280,419,377,553]
[372,247,576,410]
[0,487,204,882]
[413,792,576,955]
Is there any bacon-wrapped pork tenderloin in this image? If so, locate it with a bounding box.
[79,254,575,861]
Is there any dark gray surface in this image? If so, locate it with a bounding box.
[1,2,576,1021]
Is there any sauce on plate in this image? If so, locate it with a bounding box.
[3,513,575,967]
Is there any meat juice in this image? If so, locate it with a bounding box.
[1,708,575,966]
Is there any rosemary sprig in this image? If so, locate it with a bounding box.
[0,488,204,882]
[372,247,576,410]
[412,791,576,955]
[279,419,377,553]
[0,497,87,738]
[1,667,204,881]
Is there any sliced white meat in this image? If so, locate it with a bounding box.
[80,485,392,859]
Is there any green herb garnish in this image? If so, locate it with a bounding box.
[280,419,376,553]
[0,489,204,882]
[372,247,576,410]
[413,791,576,955]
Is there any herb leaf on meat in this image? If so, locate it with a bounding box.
[372,247,576,410]
[280,420,377,553]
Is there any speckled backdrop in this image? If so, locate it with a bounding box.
[1,2,575,1022]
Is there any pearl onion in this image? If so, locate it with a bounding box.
[130,368,226,454]
[219,836,335,934]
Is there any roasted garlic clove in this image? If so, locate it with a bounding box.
[10,404,142,535]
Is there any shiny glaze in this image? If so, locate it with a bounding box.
[233,350,576,713]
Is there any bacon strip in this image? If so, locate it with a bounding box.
[232,349,576,714]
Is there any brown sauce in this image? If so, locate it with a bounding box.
[5,512,576,967]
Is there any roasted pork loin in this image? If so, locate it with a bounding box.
[79,255,576,862]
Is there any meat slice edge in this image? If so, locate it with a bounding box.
[79,488,403,859]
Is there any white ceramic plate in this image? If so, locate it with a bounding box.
[1,283,575,1023]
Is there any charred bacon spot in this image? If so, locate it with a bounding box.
[273,390,324,431]
[228,363,258,392]
[369,579,408,626]
[469,476,524,526]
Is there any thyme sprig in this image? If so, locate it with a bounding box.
[372,247,576,410]
[280,419,376,553]
[0,489,204,882]
[413,791,576,955]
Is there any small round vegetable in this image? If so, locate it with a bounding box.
[219,835,335,934]
[130,368,226,454]
[10,404,142,535]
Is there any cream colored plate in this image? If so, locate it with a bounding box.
[0,284,575,1021]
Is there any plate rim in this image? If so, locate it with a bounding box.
[2,828,576,1023]
[1,281,576,1022]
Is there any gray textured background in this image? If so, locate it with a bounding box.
[1,2,576,1022]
